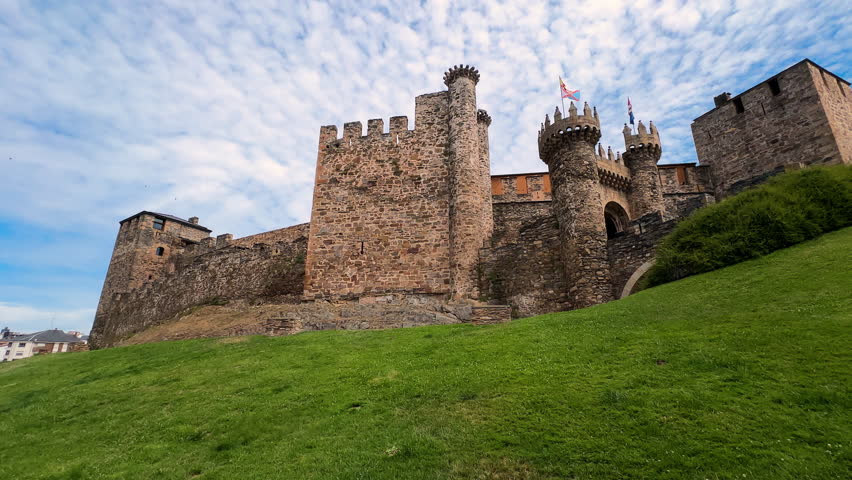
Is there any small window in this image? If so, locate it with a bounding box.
[732,98,744,114]
[153,217,165,230]
[15,352,22,356]
[768,78,780,96]
[676,167,688,185]
[18,343,25,348]
[155,247,165,256]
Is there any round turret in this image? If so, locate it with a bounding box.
[537,102,613,308]
[445,64,488,300]
[622,121,665,217]
[538,102,602,162]
[443,65,480,86]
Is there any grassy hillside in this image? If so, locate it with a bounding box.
[2,229,851,480]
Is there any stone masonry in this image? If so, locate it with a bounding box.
[623,121,666,217]
[91,59,850,348]
[538,102,614,308]
[692,59,851,197]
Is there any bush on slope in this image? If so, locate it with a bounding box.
[647,165,852,287]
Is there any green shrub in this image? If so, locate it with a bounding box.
[646,165,852,286]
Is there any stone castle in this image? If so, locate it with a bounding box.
[90,59,851,348]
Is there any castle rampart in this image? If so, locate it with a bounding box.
[91,234,307,347]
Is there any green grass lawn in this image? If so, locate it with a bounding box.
[3,228,851,480]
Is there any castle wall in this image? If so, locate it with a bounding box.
[606,213,677,297]
[491,173,552,203]
[303,93,454,300]
[480,214,569,317]
[230,224,310,248]
[491,201,554,248]
[691,60,848,197]
[90,234,307,348]
[658,163,715,218]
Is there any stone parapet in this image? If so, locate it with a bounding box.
[443,64,480,86]
[538,102,601,160]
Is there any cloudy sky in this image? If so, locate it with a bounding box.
[1,0,849,334]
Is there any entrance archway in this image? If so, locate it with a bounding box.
[621,260,656,298]
[604,202,630,239]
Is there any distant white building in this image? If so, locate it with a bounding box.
[1,329,87,362]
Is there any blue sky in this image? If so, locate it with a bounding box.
[1,0,850,334]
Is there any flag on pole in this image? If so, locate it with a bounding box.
[559,76,580,101]
[628,98,635,125]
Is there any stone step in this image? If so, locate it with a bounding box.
[469,305,512,325]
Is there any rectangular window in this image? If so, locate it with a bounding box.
[516,176,528,194]
[543,174,552,193]
[768,78,781,96]
[18,343,25,348]
[155,247,165,256]
[491,178,504,195]
[676,167,687,185]
[15,352,22,356]
[732,97,745,114]
[153,217,165,230]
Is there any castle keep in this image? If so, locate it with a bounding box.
[90,60,851,348]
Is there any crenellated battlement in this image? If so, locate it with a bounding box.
[443,64,480,86]
[477,109,492,125]
[538,102,602,159]
[594,143,631,191]
[622,120,662,155]
[319,115,413,150]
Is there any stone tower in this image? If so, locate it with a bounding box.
[538,102,613,308]
[623,121,666,217]
[91,212,211,343]
[444,65,491,300]
[477,109,494,241]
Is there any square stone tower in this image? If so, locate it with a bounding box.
[691,59,851,197]
[303,65,493,303]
